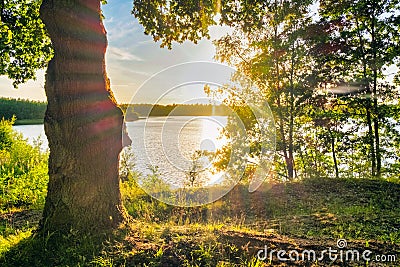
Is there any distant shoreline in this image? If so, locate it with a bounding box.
[14,115,228,125]
[124,115,229,122]
[14,119,44,125]
[2,98,231,125]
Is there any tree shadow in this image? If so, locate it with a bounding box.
[0,225,128,266]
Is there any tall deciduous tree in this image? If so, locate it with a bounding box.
[318,0,400,177]
[2,0,129,234]
[2,0,280,235]
[207,0,316,180]
[1,0,397,238]
[38,0,131,234]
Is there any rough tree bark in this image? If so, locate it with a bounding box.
[39,0,130,234]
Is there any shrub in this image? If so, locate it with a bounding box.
[0,118,48,210]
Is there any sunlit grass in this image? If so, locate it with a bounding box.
[0,229,32,255]
[1,175,399,266]
[0,119,399,265]
[120,172,400,243]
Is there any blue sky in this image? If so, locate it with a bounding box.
[0,1,397,103]
[0,0,226,103]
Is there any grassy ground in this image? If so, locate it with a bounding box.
[0,177,399,266]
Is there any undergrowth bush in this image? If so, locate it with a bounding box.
[0,117,48,210]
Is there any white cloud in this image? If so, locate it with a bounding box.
[107,46,143,61]
[104,16,114,24]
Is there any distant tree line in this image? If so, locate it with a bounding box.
[0,98,230,122]
[0,98,46,120]
[120,104,230,120]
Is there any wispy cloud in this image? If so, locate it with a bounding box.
[108,23,139,40]
[107,47,143,61]
[104,16,114,24]
[136,40,156,46]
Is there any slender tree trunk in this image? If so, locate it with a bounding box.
[329,129,339,179]
[287,148,294,180]
[366,108,376,176]
[371,7,381,177]
[372,67,381,177]
[39,0,130,234]
[287,108,294,180]
[287,42,296,180]
[355,16,376,177]
[277,97,292,180]
[273,20,294,181]
[373,92,381,176]
[298,146,308,178]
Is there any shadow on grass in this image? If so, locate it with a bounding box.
[0,222,262,267]
[1,219,399,266]
[0,230,111,266]
[1,177,400,266]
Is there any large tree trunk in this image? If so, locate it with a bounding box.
[39,0,129,234]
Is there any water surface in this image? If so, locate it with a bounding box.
[13,116,228,187]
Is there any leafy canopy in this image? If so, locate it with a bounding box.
[132,0,315,48]
[0,0,52,87]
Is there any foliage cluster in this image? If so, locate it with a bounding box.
[0,0,52,86]
[201,0,400,180]
[133,0,400,180]
[0,117,48,210]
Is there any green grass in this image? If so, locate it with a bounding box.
[0,177,399,266]
[0,118,399,266]
[121,176,400,244]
